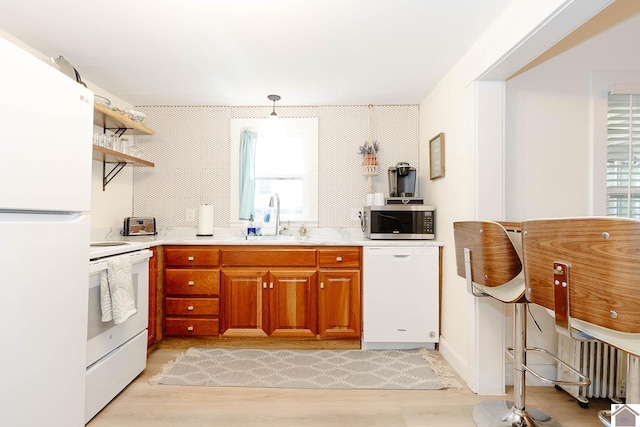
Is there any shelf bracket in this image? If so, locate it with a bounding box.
[104,126,129,137]
[102,160,127,191]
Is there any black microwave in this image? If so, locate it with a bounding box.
[363,205,435,240]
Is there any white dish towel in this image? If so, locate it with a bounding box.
[100,256,137,324]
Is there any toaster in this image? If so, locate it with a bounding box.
[123,217,156,236]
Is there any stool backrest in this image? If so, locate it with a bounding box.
[522,217,640,334]
[454,221,523,302]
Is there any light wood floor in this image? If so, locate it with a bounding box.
[87,338,611,427]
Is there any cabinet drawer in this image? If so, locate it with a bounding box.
[221,248,317,267]
[165,247,219,267]
[165,318,219,336]
[165,269,220,295]
[318,248,361,268]
[165,297,219,316]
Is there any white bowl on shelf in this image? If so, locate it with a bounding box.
[94,95,111,107]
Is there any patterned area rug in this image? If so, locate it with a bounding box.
[150,348,461,390]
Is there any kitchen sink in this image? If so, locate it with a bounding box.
[90,241,130,247]
[240,235,309,242]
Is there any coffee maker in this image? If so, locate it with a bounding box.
[388,162,418,199]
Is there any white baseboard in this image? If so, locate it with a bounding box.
[438,335,470,389]
[439,336,557,391]
[439,336,557,392]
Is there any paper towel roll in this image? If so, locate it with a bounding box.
[197,204,214,236]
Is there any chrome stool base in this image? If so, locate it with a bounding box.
[473,400,562,427]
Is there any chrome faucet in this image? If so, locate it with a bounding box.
[269,193,281,235]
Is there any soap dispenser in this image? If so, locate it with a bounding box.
[247,214,256,236]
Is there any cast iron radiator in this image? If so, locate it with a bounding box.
[557,334,626,407]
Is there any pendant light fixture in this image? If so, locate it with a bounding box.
[268,94,281,118]
[262,94,285,139]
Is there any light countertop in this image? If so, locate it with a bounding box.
[89,227,443,259]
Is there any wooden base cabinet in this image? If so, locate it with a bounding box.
[164,246,220,336]
[318,247,362,338]
[162,245,362,340]
[220,269,319,337]
[147,246,161,347]
[318,270,361,337]
[219,246,361,339]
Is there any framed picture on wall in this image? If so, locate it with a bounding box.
[429,132,445,180]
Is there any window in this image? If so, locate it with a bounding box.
[230,118,318,227]
[607,93,640,218]
[253,133,306,220]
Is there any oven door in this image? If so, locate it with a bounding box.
[87,249,152,367]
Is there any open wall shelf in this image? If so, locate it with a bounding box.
[93,103,155,136]
[92,145,154,167]
[92,103,155,190]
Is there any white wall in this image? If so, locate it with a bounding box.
[419,68,477,379]
[89,91,135,236]
[419,0,615,393]
[506,1,640,220]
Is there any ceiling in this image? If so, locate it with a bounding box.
[0,0,515,106]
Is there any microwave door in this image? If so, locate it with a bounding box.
[367,207,435,239]
[377,212,407,233]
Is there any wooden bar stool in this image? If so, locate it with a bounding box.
[521,217,640,426]
[454,221,588,427]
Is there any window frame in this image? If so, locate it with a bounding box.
[606,92,640,218]
[591,73,640,216]
[230,117,319,228]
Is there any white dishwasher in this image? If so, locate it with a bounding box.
[362,246,439,350]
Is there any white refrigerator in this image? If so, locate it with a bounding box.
[0,36,93,426]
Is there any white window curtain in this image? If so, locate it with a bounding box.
[239,129,257,220]
[607,92,640,218]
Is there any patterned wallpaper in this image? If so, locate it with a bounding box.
[132,104,420,229]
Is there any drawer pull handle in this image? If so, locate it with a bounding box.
[188,280,195,286]
[187,326,194,331]
[263,281,267,289]
[336,256,343,262]
[187,256,195,261]
[270,282,274,289]
[187,305,194,311]
[320,282,325,289]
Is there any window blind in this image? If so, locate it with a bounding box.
[607,93,640,218]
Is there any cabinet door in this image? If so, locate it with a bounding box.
[318,270,361,338]
[220,269,269,336]
[268,270,317,337]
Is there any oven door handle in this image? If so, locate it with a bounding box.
[89,249,152,274]
[130,249,153,264]
[89,260,108,274]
